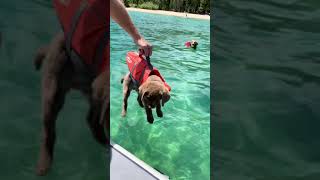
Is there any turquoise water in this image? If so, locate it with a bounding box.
[110,12,210,179]
[214,1,320,179]
[0,1,106,179]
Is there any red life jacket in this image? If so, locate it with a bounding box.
[185,41,191,48]
[53,0,109,74]
[126,52,171,91]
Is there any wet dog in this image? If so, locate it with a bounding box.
[185,40,198,49]
[34,0,109,176]
[33,32,109,175]
[121,52,171,124]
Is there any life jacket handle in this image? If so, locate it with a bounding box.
[138,48,153,70]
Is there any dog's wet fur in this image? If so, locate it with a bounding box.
[190,40,198,49]
[121,72,170,124]
[33,32,109,175]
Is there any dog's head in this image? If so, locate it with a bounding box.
[191,40,198,49]
[138,78,170,109]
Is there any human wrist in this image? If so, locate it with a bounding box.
[132,33,142,44]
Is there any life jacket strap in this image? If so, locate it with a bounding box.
[146,56,153,70]
[137,67,147,87]
[70,50,95,84]
[65,0,87,58]
[64,0,94,79]
[129,62,140,90]
[92,30,109,75]
[64,0,109,79]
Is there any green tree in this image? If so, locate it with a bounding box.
[123,0,130,7]
[199,0,210,14]
[127,0,210,14]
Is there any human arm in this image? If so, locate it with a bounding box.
[110,0,152,56]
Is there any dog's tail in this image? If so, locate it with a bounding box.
[33,46,48,71]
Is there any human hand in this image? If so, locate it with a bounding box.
[135,38,152,57]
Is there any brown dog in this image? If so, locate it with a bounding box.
[33,32,109,175]
[190,40,198,49]
[121,72,170,124]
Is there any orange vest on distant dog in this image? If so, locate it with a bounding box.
[126,52,171,91]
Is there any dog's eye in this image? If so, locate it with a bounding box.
[145,95,151,100]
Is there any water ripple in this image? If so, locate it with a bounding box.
[214,0,320,179]
[111,12,210,180]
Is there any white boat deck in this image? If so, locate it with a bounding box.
[110,142,169,180]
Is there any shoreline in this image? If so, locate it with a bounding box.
[126,7,210,20]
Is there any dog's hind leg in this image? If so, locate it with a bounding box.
[87,100,107,145]
[36,45,68,176]
[88,72,108,145]
[121,74,131,117]
[36,78,67,176]
[34,46,49,70]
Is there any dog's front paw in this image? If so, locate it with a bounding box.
[35,155,52,176]
[147,116,154,124]
[121,110,127,117]
[36,165,49,176]
[156,110,163,118]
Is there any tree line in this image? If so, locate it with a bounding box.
[124,0,210,14]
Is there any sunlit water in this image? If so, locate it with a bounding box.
[110,12,210,179]
[0,1,106,179]
[214,0,320,179]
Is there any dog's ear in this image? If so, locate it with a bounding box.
[142,91,149,101]
[139,85,149,106]
[161,88,170,107]
[138,85,144,97]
